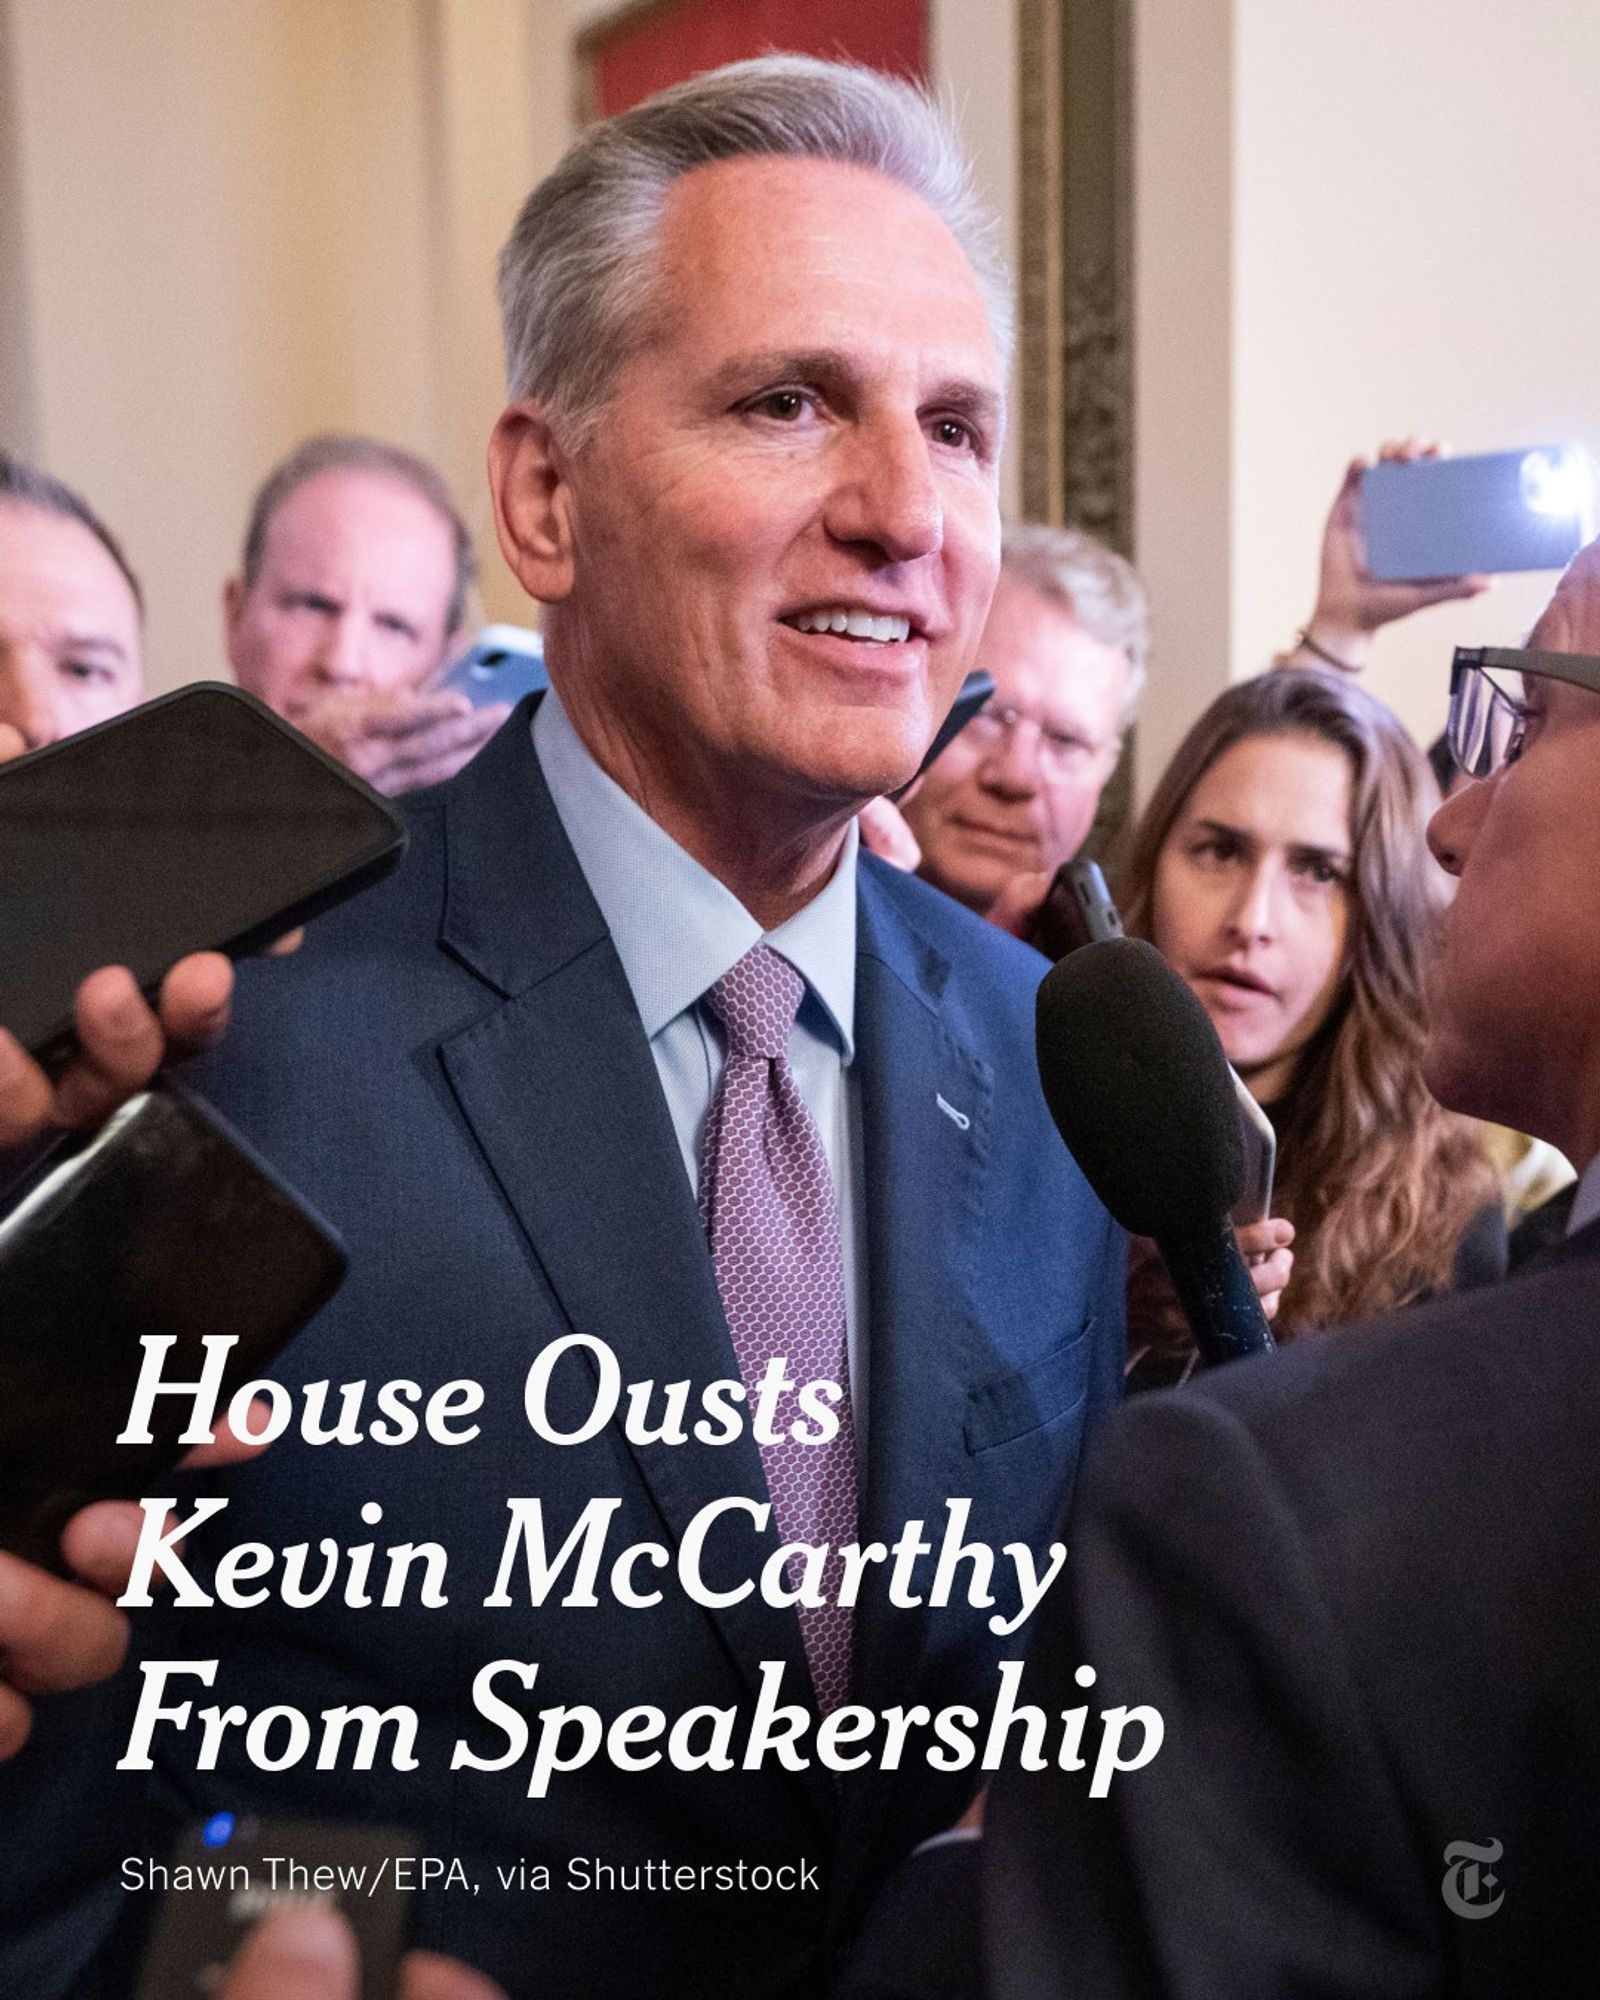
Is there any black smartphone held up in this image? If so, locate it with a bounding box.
[1027,859,1126,961]
[440,622,548,710]
[1362,445,1595,580]
[0,1084,345,1572]
[135,1816,414,2000]
[0,682,407,1066]
[889,669,995,801]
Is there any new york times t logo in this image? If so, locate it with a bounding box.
[1442,1838,1505,1919]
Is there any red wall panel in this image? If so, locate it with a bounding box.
[589,0,928,118]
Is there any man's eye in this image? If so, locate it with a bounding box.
[1296,857,1345,887]
[1507,706,1544,763]
[62,659,110,684]
[748,390,811,422]
[930,417,976,451]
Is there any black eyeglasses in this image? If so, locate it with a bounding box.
[1447,645,1600,776]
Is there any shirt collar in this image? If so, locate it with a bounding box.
[1568,1151,1600,1237]
[531,685,856,1059]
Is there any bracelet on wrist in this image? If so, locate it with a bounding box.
[1294,626,1360,674]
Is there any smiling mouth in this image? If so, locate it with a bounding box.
[781,606,914,645]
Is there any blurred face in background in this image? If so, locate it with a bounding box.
[1151,728,1355,1103]
[905,568,1127,914]
[225,469,458,719]
[0,501,143,751]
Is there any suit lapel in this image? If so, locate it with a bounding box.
[431,706,824,1814]
[849,868,994,1717]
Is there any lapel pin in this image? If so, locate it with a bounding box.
[935,1093,971,1132]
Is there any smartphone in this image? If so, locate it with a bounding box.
[889,669,995,801]
[440,623,548,709]
[1027,859,1125,961]
[1229,1071,1277,1226]
[0,1085,345,1572]
[0,683,407,1065]
[136,1816,413,2000]
[1362,445,1595,580]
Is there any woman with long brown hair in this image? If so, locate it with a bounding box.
[1120,668,1502,1384]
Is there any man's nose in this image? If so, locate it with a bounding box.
[824,415,943,565]
[0,653,60,750]
[309,614,368,688]
[980,715,1043,798]
[1427,771,1491,878]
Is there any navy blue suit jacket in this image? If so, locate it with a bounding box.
[0,702,1123,2000]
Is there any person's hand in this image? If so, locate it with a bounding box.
[0,1419,261,1759]
[288,687,510,796]
[221,1899,507,2000]
[858,796,922,872]
[1291,440,1490,673]
[0,725,301,1147]
[987,869,1051,943]
[1237,1216,1294,1321]
[0,959,238,1147]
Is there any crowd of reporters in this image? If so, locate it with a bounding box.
[0,51,1592,1999]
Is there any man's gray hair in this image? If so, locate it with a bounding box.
[498,54,1012,444]
[240,434,477,635]
[1001,522,1149,730]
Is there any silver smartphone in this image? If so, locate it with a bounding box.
[1362,445,1595,580]
[1230,1068,1276,1225]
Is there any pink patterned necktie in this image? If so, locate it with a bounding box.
[698,942,857,1713]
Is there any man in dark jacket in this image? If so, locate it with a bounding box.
[846,536,1600,1999]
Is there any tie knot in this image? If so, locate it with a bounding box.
[705,943,805,1061]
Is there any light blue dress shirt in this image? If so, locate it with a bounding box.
[531,688,868,1429]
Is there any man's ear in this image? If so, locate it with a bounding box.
[488,401,577,605]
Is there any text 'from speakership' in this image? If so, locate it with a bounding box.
[110,1333,1165,1798]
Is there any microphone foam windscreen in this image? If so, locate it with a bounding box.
[1036,936,1244,1238]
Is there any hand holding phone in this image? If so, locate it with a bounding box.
[0,683,405,1068]
[286,684,509,797]
[1300,441,1492,670]
[1362,444,1594,582]
[0,1410,263,1761]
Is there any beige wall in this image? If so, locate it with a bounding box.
[0,0,1017,696]
[1134,0,1600,788]
[0,0,559,694]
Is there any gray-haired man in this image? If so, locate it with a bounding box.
[904,525,1147,917]
[0,58,1123,2000]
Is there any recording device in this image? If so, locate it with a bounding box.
[1027,858,1124,960]
[136,1815,412,2000]
[1026,868,1275,1220]
[889,669,995,801]
[441,622,549,709]
[1036,936,1275,1368]
[1362,444,1596,580]
[0,683,407,1066]
[0,1085,345,1572]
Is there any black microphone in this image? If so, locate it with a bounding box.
[1036,936,1275,1369]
